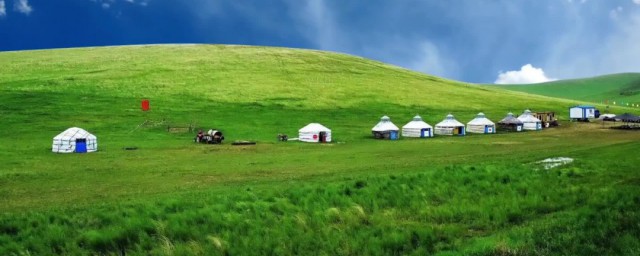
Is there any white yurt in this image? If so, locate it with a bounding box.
[435,114,465,136]
[517,109,543,130]
[402,115,433,138]
[52,127,98,153]
[372,115,400,140]
[298,123,331,143]
[466,112,496,134]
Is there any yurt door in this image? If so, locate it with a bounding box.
[319,132,327,143]
[75,139,87,153]
[390,131,398,140]
[421,128,429,137]
[486,126,493,133]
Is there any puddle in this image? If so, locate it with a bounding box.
[538,157,574,169]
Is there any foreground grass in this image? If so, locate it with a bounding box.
[1,142,639,255]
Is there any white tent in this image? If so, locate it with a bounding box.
[466,112,496,134]
[298,123,331,143]
[372,116,399,132]
[517,109,542,130]
[402,115,433,138]
[372,116,400,140]
[435,114,465,136]
[52,127,98,153]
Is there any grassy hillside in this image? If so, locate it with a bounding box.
[1,45,639,255]
[492,73,640,106]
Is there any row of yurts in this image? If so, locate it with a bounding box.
[298,109,543,143]
[51,109,541,152]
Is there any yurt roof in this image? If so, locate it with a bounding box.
[517,109,541,123]
[498,112,524,124]
[435,114,465,127]
[53,127,96,140]
[299,123,331,132]
[402,115,433,129]
[467,112,495,126]
[372,115,399,131]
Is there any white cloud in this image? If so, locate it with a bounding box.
[634,0,640,5]
[0,1,6,17]
[102,3,110,9]
[495,64,556,84]
[14,0,32,15]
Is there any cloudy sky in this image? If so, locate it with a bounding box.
[1,0,639,84]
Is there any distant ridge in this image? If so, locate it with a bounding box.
[491,73,640,106]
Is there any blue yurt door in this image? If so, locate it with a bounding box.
[75,139,87,153]
[485,126,494,133]
[390,131,398,140]
[421,128,429,137]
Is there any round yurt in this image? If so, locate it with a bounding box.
[517,109,543,130]
[299,123,331,143]
[466,112,496,134]
[435,114,465,136]
[52,127,98,153]
[498,112,524,132]
[402,115,433,138]
[372,116,400,140]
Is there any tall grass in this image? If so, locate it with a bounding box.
[1,155,639,255]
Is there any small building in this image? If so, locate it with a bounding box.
[52,127,98,153]
[497,112,524,132]
[517,109,542,130]
[435,114,465,136]
[299,123,331,143]
[402,115,433,138]
[533,111,559,128]
[570,105,599,121]
[372,116,400,140]
[466,112,496,134]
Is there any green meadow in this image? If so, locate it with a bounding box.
[1,45,639,255]
[492,73,640,106]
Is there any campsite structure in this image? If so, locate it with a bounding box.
[299,123,331,143]
[518,109,543,130]
[52,127,98,153]
[532,111,558,128]
[466,112,496,134]
[402,115,433,138]
[435,114,466,136]
[372,116,400,140]
[569,105,600,121]
[497,112,524,132]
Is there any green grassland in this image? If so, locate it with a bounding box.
[492,73,640,106]
[1,45,639,255]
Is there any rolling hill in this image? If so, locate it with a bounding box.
[492,73,640,106]
[1,45,639,255]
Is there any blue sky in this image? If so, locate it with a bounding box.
[1,0,639,83]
